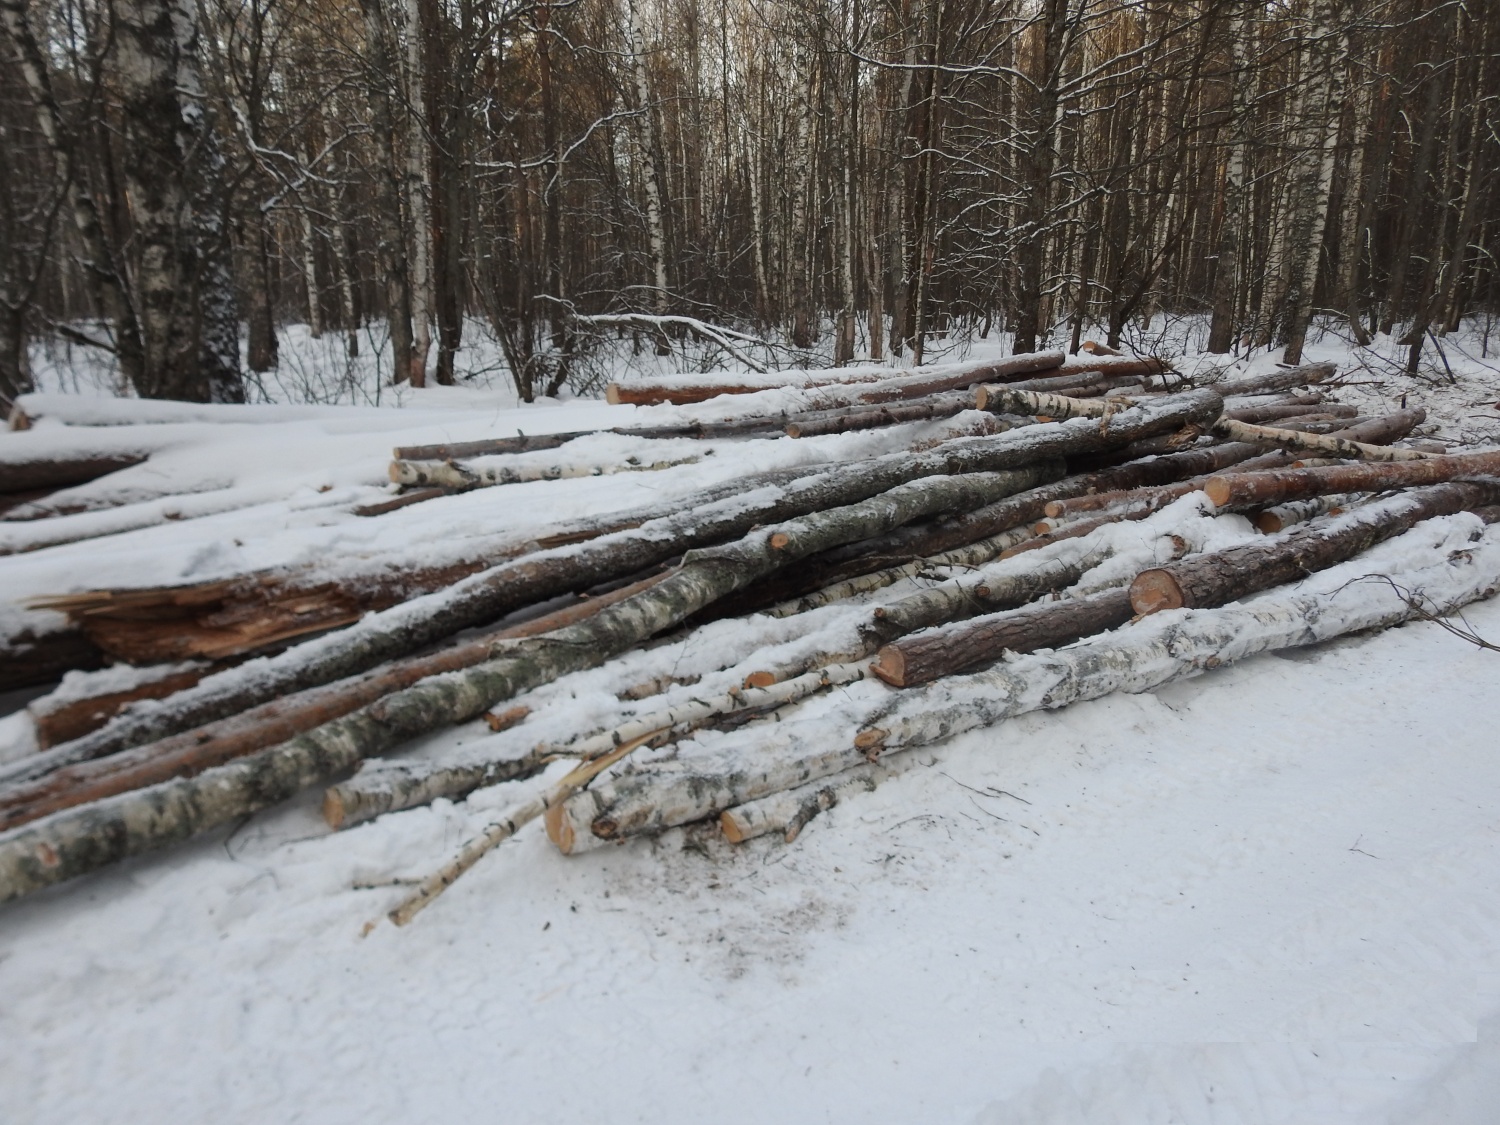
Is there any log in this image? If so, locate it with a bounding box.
[0,453,150,495]
[975,384,1132,420]
[870,589,1135,687]
[1211,363,1337,398]
[19,390,1222,779]
[784,392,974,438]
[1211,413,1432,463]
[1129,481,1500,615]
[720,765,883,844]
[386,730,659,927]
[353,487,453,517]
[389,453,699,490]
[709,437,1259,619]
[27,662,211,749]
[1223,402,1358,423]
[1201,450,1500,510]
[853,517,1500,758]
[605,351,1067,406]
[0,621,106,693]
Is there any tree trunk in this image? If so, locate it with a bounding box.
[871,588,1134,687]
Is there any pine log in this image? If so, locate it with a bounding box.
[0,453,150,494]
[720,765,883,844]
[27,663,211,749]
[0,572,673,833]
[1129,481,1500,615]
[871,589,1135,687]
[14,390,1219,789]
[1211,363,1337,398]
[1201,450,1500,510]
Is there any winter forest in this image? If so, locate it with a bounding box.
[3,0,1498,409]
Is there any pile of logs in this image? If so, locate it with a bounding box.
[3,348,1499,927]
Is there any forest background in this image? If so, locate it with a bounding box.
[2,0,1496,407]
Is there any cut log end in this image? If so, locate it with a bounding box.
[322,789,347,831]
[742,670,777,689]
[1129,569,1187,615]
[1253,510,1285,534]
[544,802,574,853]
[605,384,623,405]
[853,728,888,755]
[769,532,792,550]
[1203,475,1234,507]
[719,809,751,844]
[868,648,907,688]
[483,704,530,733]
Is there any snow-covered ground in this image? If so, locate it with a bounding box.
[3,319,1500,1123]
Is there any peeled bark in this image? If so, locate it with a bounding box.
[871,589,1135,687]
[29,391,1220,772]
[1202,450,1500,510]
[1129,482,1500,615]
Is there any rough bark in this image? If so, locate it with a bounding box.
[29,391,1220,771]
[1202,451,1500,510]
[1224,402,1357,424]
[0,622,105,693]
[1130,482,1500,615]
[871,589,1135,687]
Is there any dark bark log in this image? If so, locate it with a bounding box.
[1202,450,1500,510]
[785,392,973,437]
[0,453,149,495]
[871,589,1134,687]
[1130,481,1500,615]
[0,624,105,693]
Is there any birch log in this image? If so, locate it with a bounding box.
[1211,416,1432,462]
[720,764,883,844]
[1212,363,1337,397]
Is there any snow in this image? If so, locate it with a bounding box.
[4,318,1500,1123]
